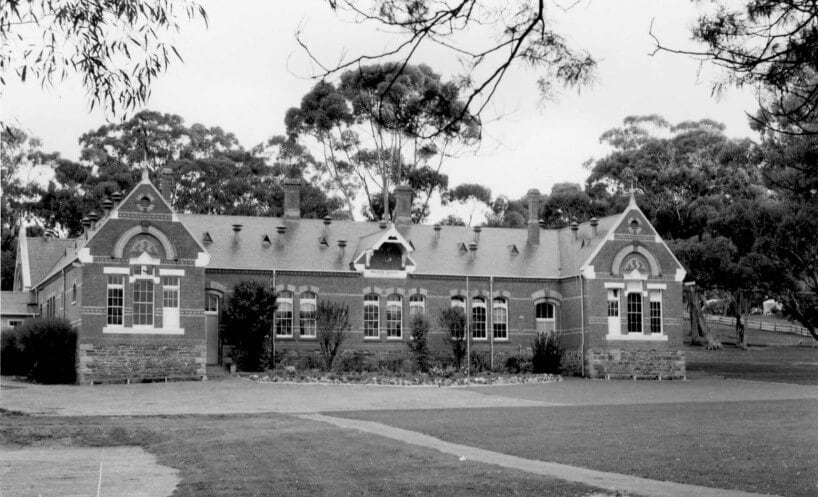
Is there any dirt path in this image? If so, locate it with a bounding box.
[301,413,784,497]
[0,446,179,497]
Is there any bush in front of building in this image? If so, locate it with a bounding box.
[406,314,431,372]
[223,281,278,371]
[438,307,467,369]
[316,300,351,371]
[531,331,563,374]
[0,318,77,383]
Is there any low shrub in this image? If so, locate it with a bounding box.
[531,331,563,374]
[1,319,77,384]
[336,353,378,373]
[469,351,491,373]
[504,356,522,374]
[297,353,325,371]
[407,314,431,372]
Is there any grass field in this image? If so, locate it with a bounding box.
[334,399,818,497]
[0,412,605,497]
[684,323,818,385]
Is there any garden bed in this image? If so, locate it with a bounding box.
[240,371,563,387]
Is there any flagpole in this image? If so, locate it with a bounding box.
[466,275,470,376]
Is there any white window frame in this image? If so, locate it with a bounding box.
[275,291,294,338]
[132,278,155,327]
[492,298,508,341]
[409,293,425,316]
[363,294,380,339]
[386,294,403,339]
[649,289,663,334]
[106,275,125,327]
[471,297,487,340]
[299,292,317,338]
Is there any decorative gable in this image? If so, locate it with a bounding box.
[352,225,416,278]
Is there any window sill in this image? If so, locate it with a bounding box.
[606,333,668,342]
[275,335,294,340]
[493,337,509,342]
[103,326,184,335]
[472,337,488,342]
[386,336,403,341]
[363,336,380,341]
[299,335,317,340]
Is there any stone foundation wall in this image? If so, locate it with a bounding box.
[78,340,206,384]
[560,348,583,376]
[586,347,685,379]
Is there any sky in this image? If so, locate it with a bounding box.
[2,0,760,206]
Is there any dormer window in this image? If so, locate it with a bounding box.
[353,225,416,278]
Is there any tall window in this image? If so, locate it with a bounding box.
[363,294,379,338]
[299,292,317,337]
[649,290,662,334]
[133,279,154,326]
[276,291,293,337]
[493,298,508,340]
[607,289,619,317]
[205,293,220,313]
[71,281,77,303]
[471,297,487,339]
[409,294,425,316]
[627,292,643,333]
[161,276,180,308]
[386,294,402,338]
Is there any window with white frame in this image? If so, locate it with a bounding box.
[471,297,487,339]
[133,279,154,326]
[161,276,180,308]
[450,296,465,310]
[607,289,620,317]
[106,275,125,325]
[649,290,662,334]
[386,294,402,338]
[363,294,379,338]
[409,294,425,316]
[492,298,508,340]
[627,292,643,333]
[275,291,293,337]
[299,292,317,338]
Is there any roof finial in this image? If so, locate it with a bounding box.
[140,167,150,183]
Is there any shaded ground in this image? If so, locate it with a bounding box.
[0,446,179,497]
[683,324,818,385]
[702,321,815,347]
[332,399,818,497]
[0,413,605,497]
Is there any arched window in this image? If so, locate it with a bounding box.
[409,294,425,316]
[627,292,642,333]
[71,280,77,304]
[363,294,379,339]
[299,292,317,338]
[535,300,555,333]
[450,296,465,310]
[471,297,487,339]
[493,298,508,340]
[386,294,402,338]
[275,291,293,337]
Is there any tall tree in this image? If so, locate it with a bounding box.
[304,1,596,126]
[1,0,207,115]
[285,63,478,221]
[652,1,818,134]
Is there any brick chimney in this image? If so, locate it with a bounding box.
[283,178,302,219]
[159,167,174,203]
[527,189,540,245]
[393,185,413,225]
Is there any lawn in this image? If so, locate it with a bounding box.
[0,412,606,497]
[334,399,818,497]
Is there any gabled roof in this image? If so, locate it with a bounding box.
[24,237,79,286]
[180,213,618,279]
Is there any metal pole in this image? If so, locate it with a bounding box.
[489,275,494,371]
[271,269,276,371]
[466,275,470,376]
[579,274,585,378]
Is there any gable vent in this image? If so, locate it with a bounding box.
[203,232,213,244]
[319,236,329,247]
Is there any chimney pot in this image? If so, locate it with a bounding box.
[111,191,122,203]
[570,221,579,240]
[337,239,347,248]
[81,217,91,230]
[233,224,243,232]
[276,225,287,234]
[473,225,482,242]
[283,178,302,219]
[590,217,599,237]
[102,197,113,214]
[88,211,99,223]
[323,215,332,226]
[393,185,413,225]
[378,220,388,229]
[526,189,541,245]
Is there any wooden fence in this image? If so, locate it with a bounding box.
[683,312,812,337]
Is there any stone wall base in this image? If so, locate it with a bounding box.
[78,341,207,384]
[586,347,686,380]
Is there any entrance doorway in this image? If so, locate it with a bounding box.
[205,292,221,364]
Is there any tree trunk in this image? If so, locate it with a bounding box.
[686,285,722,349]
[734,291,748,350]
